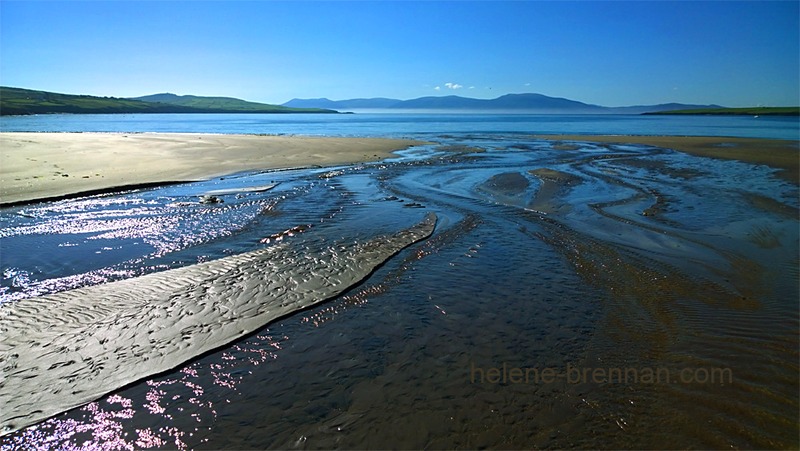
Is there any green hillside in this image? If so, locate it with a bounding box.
[131,93,334,113]
[0,87,183,115]
[645,106,799,116]
[0,87,337,115]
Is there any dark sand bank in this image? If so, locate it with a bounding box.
[535,135,800,184]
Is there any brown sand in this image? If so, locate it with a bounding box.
[0,132,426,205]
[534,135,800,184]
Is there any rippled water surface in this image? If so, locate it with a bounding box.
[2,112,799,139]
[1,122,798,449]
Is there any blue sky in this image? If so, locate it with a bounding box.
[1,1,798,107]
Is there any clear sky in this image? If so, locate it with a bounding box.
[1,1,798,107]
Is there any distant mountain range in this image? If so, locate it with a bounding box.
[1,86,738,116]
[129,93,335,113]
[283,93,723,114]
[0,87,336,116]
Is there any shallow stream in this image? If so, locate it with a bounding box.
[1,134,798,449]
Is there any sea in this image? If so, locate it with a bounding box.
[0,113,798,449]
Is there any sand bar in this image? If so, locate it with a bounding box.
[534,135,800,184]
[0,132,426,206]
[0,213,436,435]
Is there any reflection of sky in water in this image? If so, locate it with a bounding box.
[0,174,306,302]
[2,113,796,139]
[1,200,454,449]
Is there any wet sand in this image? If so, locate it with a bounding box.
[1,128,797,448]
[0,132,425,206]
[0,213,436,435]
[535,135,800,184]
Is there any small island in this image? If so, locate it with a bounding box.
[644,106,799,116]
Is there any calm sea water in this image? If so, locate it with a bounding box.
[1,114,798,449]
[1,112,799,139]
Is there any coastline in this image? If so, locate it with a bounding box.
[2,133,798,207]
[0,132,425,206]
[1,128,798,447]
[534,135,800,184]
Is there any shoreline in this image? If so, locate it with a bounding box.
[534,134,800,184]
[0,132,426,206]
[2,133,797,206]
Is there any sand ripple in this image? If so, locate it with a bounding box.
[0,212,436,435]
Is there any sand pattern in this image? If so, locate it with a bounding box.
[534,134,800,184]
[0,212,437,435]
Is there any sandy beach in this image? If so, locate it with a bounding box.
[1,125,798,447]
[0,133,425,206]
[2,133,796,207]
[535,135,800,184]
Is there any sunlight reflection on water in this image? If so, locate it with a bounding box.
[1,134,797,449]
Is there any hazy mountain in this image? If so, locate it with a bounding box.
[608,102,725,114]
[393,95,492,109]
[130,93,335,113]
[283,97,401,109]
[2,86,726,117]
[283,93,721,113]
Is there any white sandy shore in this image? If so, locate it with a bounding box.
[0,132,426,205]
